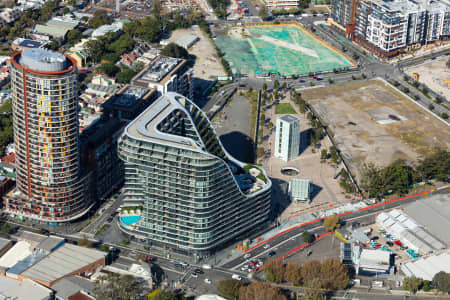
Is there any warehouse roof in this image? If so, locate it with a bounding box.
[46,18,78,30]
[404,194,450,245]
[0,277,53,300]
[34,24,69,37]
[0,237,11,251]
[0,241,32,268]
[401,251,450,281]
[52,275,94,299]
[20,243,106,284]
[359,249,390,272]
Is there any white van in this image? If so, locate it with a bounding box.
[232,274,242,281]
[202,264,212,270]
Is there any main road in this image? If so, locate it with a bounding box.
[222,187,447,270]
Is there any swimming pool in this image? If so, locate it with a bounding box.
[120,215,141,226]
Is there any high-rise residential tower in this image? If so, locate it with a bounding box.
[274,115,300,162]
[118,93,271,257]
[5,49,90,222]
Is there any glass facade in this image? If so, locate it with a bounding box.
[118,93,271,255]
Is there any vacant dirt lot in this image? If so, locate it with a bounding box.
[169,27,225,90]
[406,57,450,100]
[301,79,450,180]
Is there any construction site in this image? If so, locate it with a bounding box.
[405,56,450,100]
[301,79,450,180]
[213,24,353,77]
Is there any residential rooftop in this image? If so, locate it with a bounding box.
[131,56,186,85]
[280,114,299,124]
[105,85,155,109]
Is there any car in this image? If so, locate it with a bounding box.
[145,256,153,262]
[174,263,182,269]
[204,278,212,284]
[268,251,276,257]
[306,250,312,256]
[194,268,204,274]
[263,244,270,249]
[386,241,394,247]
[312,75,318,80]
[202,264,212,270]
[241,265,248,271]
[244,253,251,259]
[107,217,113,222]
[191,273,198,278]
[232,274,242,280]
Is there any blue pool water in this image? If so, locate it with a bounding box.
[120,215,141,226]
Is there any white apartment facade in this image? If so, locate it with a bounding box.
[274,115,300,162]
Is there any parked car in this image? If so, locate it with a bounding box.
[263,244,270,249]
[244,253,251,259]
[194,268,204,274]
[191,273,198,278]
[232,274,242,280]
[268,251,276,257]
[204,278,212,284]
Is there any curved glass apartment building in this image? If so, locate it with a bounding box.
[5,49,89,222]
[118,93,271,256]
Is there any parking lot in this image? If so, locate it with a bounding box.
[364,223,416,265]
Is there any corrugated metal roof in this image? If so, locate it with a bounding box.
[46,19,78,29]
[20,243,106,284]
[34,24,69,37]
[401,252,450,281]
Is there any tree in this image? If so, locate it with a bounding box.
[152,0,161,17]
[1,223,10,234]
[320,149,328,160]
[329,145,339,163]
[116,69,137,84]
[239,282,287,300]
[263,82,267,91]
[428,104,434,110]
[264,260,285,283]
[218,279,243,300]
[323,215,340,232]
[433,271,450,293]
[94,273,142,300]
[284,263,302,284]
[259,4,269,20]
[274,80,280,91]
[403,276,423,294]
[47,38,59,50]
[161,43,189,59]
[441,113,449,120]
[98,63,120,77]
[108,34,135,56]
[320,258,349,290]
[101,53,118,64]
[67,29,82,44]
[302,231,314,243]
[422,280,431,292]
[89,10,113,29]
[282,82,287,90]
[447,58,450,69]
[300,260,322,288]
[78,236,93,248]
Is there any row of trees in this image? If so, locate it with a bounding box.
[403,272,450,294]
[264,258,350,291]
[208,0,230,19]
[360,149,449,199]
[218,280,286,300]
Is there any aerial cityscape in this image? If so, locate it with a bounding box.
[0,0,448,298]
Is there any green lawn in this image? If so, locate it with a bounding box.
[275,103,297,114]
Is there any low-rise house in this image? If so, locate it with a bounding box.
[11,38,48,51]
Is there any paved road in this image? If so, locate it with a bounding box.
[222,187,445,270]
